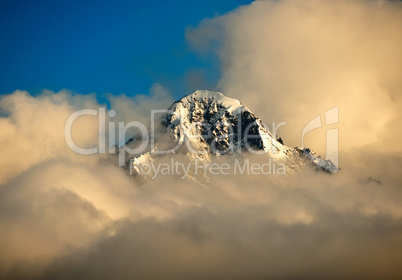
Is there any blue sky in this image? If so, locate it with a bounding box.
[0,0,252,102]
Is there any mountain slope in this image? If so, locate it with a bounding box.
[126,90,338,177]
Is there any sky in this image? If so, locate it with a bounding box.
[0,0,251,102]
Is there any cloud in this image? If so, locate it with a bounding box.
[0,86,173,276]
[187,0,402,157]
[108,83,173,131]
[5,166,402,280]
[0,90,101,184]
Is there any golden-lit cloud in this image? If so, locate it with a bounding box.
[188,0,402,158]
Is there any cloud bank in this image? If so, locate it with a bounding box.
[1,0,402,279]
[187,0,402,156]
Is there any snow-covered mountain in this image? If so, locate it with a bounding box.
[125,90,338,177]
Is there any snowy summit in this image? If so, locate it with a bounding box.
[125,90,338,176]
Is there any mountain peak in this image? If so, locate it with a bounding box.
[163,90,287,157]
[175,90,247,114]
[125,90,339,175]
